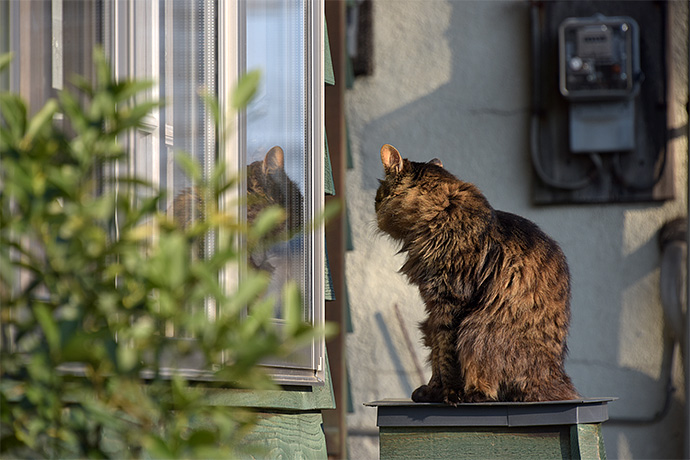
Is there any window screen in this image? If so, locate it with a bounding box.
[245,0,312,324]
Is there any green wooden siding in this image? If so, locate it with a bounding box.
[325,246,335,301]
[380,426,573,460]
[324,20,335,86]
[324,131,335,196]
[241,412,328,459]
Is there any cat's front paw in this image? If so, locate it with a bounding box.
[443,388,462,406]
[411,385,443,403]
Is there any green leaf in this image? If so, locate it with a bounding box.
[0,44,328,459]
[283,282,303,336]
[33,303,59,356]
[226,271,270,317]
[187,429,217,448]
[231,69,261,110]
[0,93,27,140]
[69,74,95,98]
[22,99,59,148]
[174,153,202,183]
[0,253,15,291]
[120,100,161,130]
[0,52,13,73]
[113,79,155,105]
[154,232,187,288]
[144,435,176,459]
[116,346,138,373]
[250,205,285,240]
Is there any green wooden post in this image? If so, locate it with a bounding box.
[366,398,614,460]
[570,424,607,460]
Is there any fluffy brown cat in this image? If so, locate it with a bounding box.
[375,144,578,405]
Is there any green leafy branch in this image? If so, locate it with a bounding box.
[0,49,332,459]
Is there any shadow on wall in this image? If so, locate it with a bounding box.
[374,312,415,397]
[355,1,532,199]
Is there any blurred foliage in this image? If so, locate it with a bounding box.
[0,49,330,458]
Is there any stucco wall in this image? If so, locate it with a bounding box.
[344,1,688,458]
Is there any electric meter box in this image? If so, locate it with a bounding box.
[558,15,641,153]
[559,15,640,100]
[530,1,673,205]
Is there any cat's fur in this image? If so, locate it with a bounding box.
[375,144,578,404]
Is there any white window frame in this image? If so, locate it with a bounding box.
[225,0,326,385]
[110,0,326,385]
[6,0,326,386]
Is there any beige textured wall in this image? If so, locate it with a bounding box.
[344,1,688,458]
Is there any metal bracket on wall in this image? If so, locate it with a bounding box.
[530,1,674,205]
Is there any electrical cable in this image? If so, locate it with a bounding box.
[529,2,600,191]
[529,114,599,190]
[612,146,667,191]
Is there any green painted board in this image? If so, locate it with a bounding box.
[240,411,328,459]
[324,19,335,86]
[325,244,335,301]
[201,354,335,411]
[324,131,335,196]
[380,426,571,460]
[571,424,607,460]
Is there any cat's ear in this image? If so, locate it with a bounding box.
[429,158,443,168]
[263,146,285,175]
[381,144,403,174]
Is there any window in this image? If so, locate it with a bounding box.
[242,0,325,382]
[5,0,326,385]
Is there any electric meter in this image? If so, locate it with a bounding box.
[559,15,640,100]
[558,15,641,153]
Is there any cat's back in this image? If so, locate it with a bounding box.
[494,211,563,253]
[492,210,570,290]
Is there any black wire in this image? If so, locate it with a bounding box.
[529,114,600,191]
[612,146,668,191]
[529,2,599,191]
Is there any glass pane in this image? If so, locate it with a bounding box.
[165,0,217,333]
[124,0,217,337]
[124,0,159,227]
[165,0,216,262]
[245,0,311,323]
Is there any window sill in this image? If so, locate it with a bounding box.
[197,353,335,411]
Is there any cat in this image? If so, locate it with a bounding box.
[171,145,304,316]
[375,143,578,405]
[171,145,303,266]
[246,145,304,255]
[246,146,304,315]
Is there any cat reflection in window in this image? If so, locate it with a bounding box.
[170,145,304,318]
[247,145,305,318]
